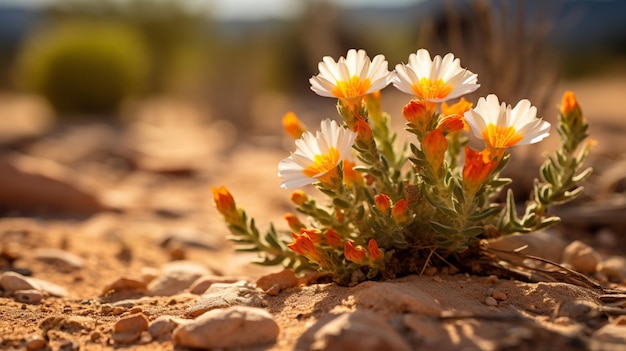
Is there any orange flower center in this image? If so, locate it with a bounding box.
[332,76,372,99]
[482,123,523,149]
[412,78,453,100]
[303,147,340,178]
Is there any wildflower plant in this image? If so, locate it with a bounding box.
[212,49,592,285]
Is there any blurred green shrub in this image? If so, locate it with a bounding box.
[16,22,150,116]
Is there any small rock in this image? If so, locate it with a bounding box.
[24,334,47,351]
[485,296,498,306]
[488,231,567,263]
[301,310,412,351]
[597,256,626,283]
[256,269,299,294]
[562,240,601,274]
[102,277,147,295]
[173,306,278,349]
[33,248,84,271]
[188,275,241,294]
[148,316,181,339]
[352,281,442,316]
[0,271,37,292]
[29,277,68,297]
[147,261,210,296]
[14,289,43,304]
[492,290,508,301]
[186,282,263,317]
[113,313,149,344]
[140,267,160,284]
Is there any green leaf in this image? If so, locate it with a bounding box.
[430,221,459,235]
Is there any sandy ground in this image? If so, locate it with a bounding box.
[0,74,626,350]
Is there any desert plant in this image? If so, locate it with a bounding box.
[213,49,592,286]
[16,21,150,116]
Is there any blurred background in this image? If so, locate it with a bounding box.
[0,0,625,230]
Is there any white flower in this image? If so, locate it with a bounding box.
[393,49,479,102]
[309,49,392,101]
[464,94,551,150]
[278,119,357,189]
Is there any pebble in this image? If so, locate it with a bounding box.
[112,312,149,344]
[14,289,43,304]
[488,231,567,263]
[304,310,412,351]
[33,248,85,271]
[492,290,508,301]
[597,256,626,283]
[256,269,299,295]
[148,316,182,339]
[485,296,498,306]
[173,306,279,349]
[147,261,211,296]
[562,240,601,274]
[188,275,242,295]
[29,277,68,297]
[186,281,264,317]
[352,281,442,316]
[0,271,37,292]
[102,277,147,295]
[24,335,47,351]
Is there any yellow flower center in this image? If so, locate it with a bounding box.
[332,76,372,99]
[303,147,340,178]
[482,123,523,149]
[412,78,453,100]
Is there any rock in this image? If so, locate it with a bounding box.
[14,289,43,304]
[488,230,567,263]
[147,261,211,296]
[485,296,498,306]
[352,281,442,316]
[173,306,279,349]
[188,275,242,295]
[148,316,182,339]
[561,240,601,274]
[590,324,626,349]
[140,267,160,284]
[24,334,47,351]
[300,310,412,351]
[492,290,508,301]
[186,281,264,317]
[112,313,149,344]
[256,269,299,295]
[29,277,68,297]
[0,271,38,292]
[597,256,626,283]
[102,277,147,295]
[33,248,85,271]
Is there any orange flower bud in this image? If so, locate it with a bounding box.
[367,239,384,261]
[560,91,579,116]
[299,228,322,244]
[374,193,392,214]
[441,97,472,119]
[290,190,308,206]
[284,213,305,232]
[324,228,343,248]
[391,199,410,224]
[402,99,431,127]
[211,185,236,217]
[463,146,498,193]
[344,241,367,264]
[282,111,307,139]
[422,129,448,171]
[353,117,373,143]
[288,230,326,266]
[437,114,466,133]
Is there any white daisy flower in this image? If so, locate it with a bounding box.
[393,49,480,102]
[464,94,551,150]
[278,119,357,189]
[309,49,392,102]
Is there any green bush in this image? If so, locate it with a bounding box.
[16,22,150,115]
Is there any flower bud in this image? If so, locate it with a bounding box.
[282,111,307,139]
[324,229,343,248]
[211,186,237,218]
[344,241,367,264]
[367,239,384,262]
[391,199,410,224]
[284,213,305,232]
[374,193,392,214]
[290,190,308,206]
[422,129,448,172]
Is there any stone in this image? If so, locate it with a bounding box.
[488,230,567,263]
[485,296,498,306]
[112,313,149,344]
[597,256,626,283]
[186,281,264,317]
[173,306,279,349]
[300,310,412,351]
[24,334,47,351]
[256,269,299,294]
[14,289,43,304]
[29,277,68,297]
[102,277,147,295]
[562,240,601,274]
[352,281,442,316]
[188,275,242,295]
[147,261,210,296]
[0,271,37,292]
[148,316,182,339]
[33,248,85,271]
[492,290,508,301]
